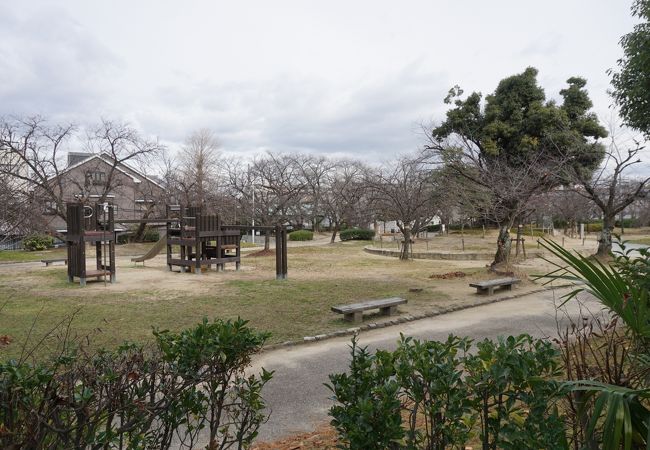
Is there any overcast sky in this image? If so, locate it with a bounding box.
[0,0,640,162]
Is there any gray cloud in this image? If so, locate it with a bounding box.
[0,0,644,168]
[144,66,448,160]
[0,4,120,121]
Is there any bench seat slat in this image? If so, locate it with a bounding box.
[469,278,521,288]
[331,297,406,314]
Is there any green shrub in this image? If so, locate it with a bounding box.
[289,230,314,241]
[615,218,638,228]
[425,224,441,232]
[585,221,603,232]
[327,337,404,449]
[22,234,54,251]
[539,238,650,449]
[340,228,375,241]
[0,318,272,449]
[328,334,567,449]
[142,229,160,242]
[117,233,130,244]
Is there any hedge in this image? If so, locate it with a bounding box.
[340,228,375,241]
[289,230,314,241]
[22,234,54,251]
[0,318,271,449]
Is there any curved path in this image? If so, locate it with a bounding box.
[251,287,597,442]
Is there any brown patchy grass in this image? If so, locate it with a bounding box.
[0,239,556,361]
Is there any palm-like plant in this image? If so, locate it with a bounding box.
[538,238,650,450]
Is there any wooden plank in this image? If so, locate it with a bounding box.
[85,270,111,277]
[167,237,199,246]
[332,297,407,314]
[469,278,521,288]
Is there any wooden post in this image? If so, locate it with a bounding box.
[275,225,282,280]
[166,205,172,271]
[461,223,465,251]
[282,227,288,279]
[194,211,201,275]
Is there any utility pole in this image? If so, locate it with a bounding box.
[252,183,255,245]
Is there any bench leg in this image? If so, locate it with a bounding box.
[487,287,495,295]
[344,312,363,323]
[80,277,86,287]
[505,284,513,291]
[381,306,397,316]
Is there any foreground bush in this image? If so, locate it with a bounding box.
[328,334,566,449]
[339,228,375,241]
[289,229,314,241]
[540,239,650,450]
[0,318,272,449]
[22,234,54,251]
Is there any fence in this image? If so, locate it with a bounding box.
[0,237,23,250]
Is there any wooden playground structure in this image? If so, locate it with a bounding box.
[64,202,289,286]
[165,205,242,273]
[66,202,116,286]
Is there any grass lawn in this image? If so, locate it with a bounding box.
[0,248,67,263]
[2,228,624,362]
[628,237,650,246]
[0,239,511,361]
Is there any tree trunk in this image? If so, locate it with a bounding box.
[330,224,339,243]
[492,225,512,266]
[515,224,523,257]
[264,233,270,251]
[596,215,615,257]
[134,222,147,242]
[400,228,412,260]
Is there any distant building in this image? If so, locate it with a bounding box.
[41,152,165,231]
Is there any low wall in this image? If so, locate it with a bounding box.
[363,246,544,261]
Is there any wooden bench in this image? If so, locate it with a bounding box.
[331,297,407,323]
[469,277,521,295]
[41,258,67,267]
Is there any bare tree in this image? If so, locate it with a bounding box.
[531,189,596,237]
[0,116,163,236]
[425,138,566,266]
[321,160,369,243]
[224,153,307,250]
[0,166,38,242]
[569,129,649,256]
[177,129,221,209]
[296,155,335,232]
[0,116,75,232]
[367,154,437,260]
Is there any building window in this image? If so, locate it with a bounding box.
[86,171,106,186]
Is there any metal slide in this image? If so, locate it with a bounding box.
[130,235,167,263]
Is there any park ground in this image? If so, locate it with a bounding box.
[0,228,648,362]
